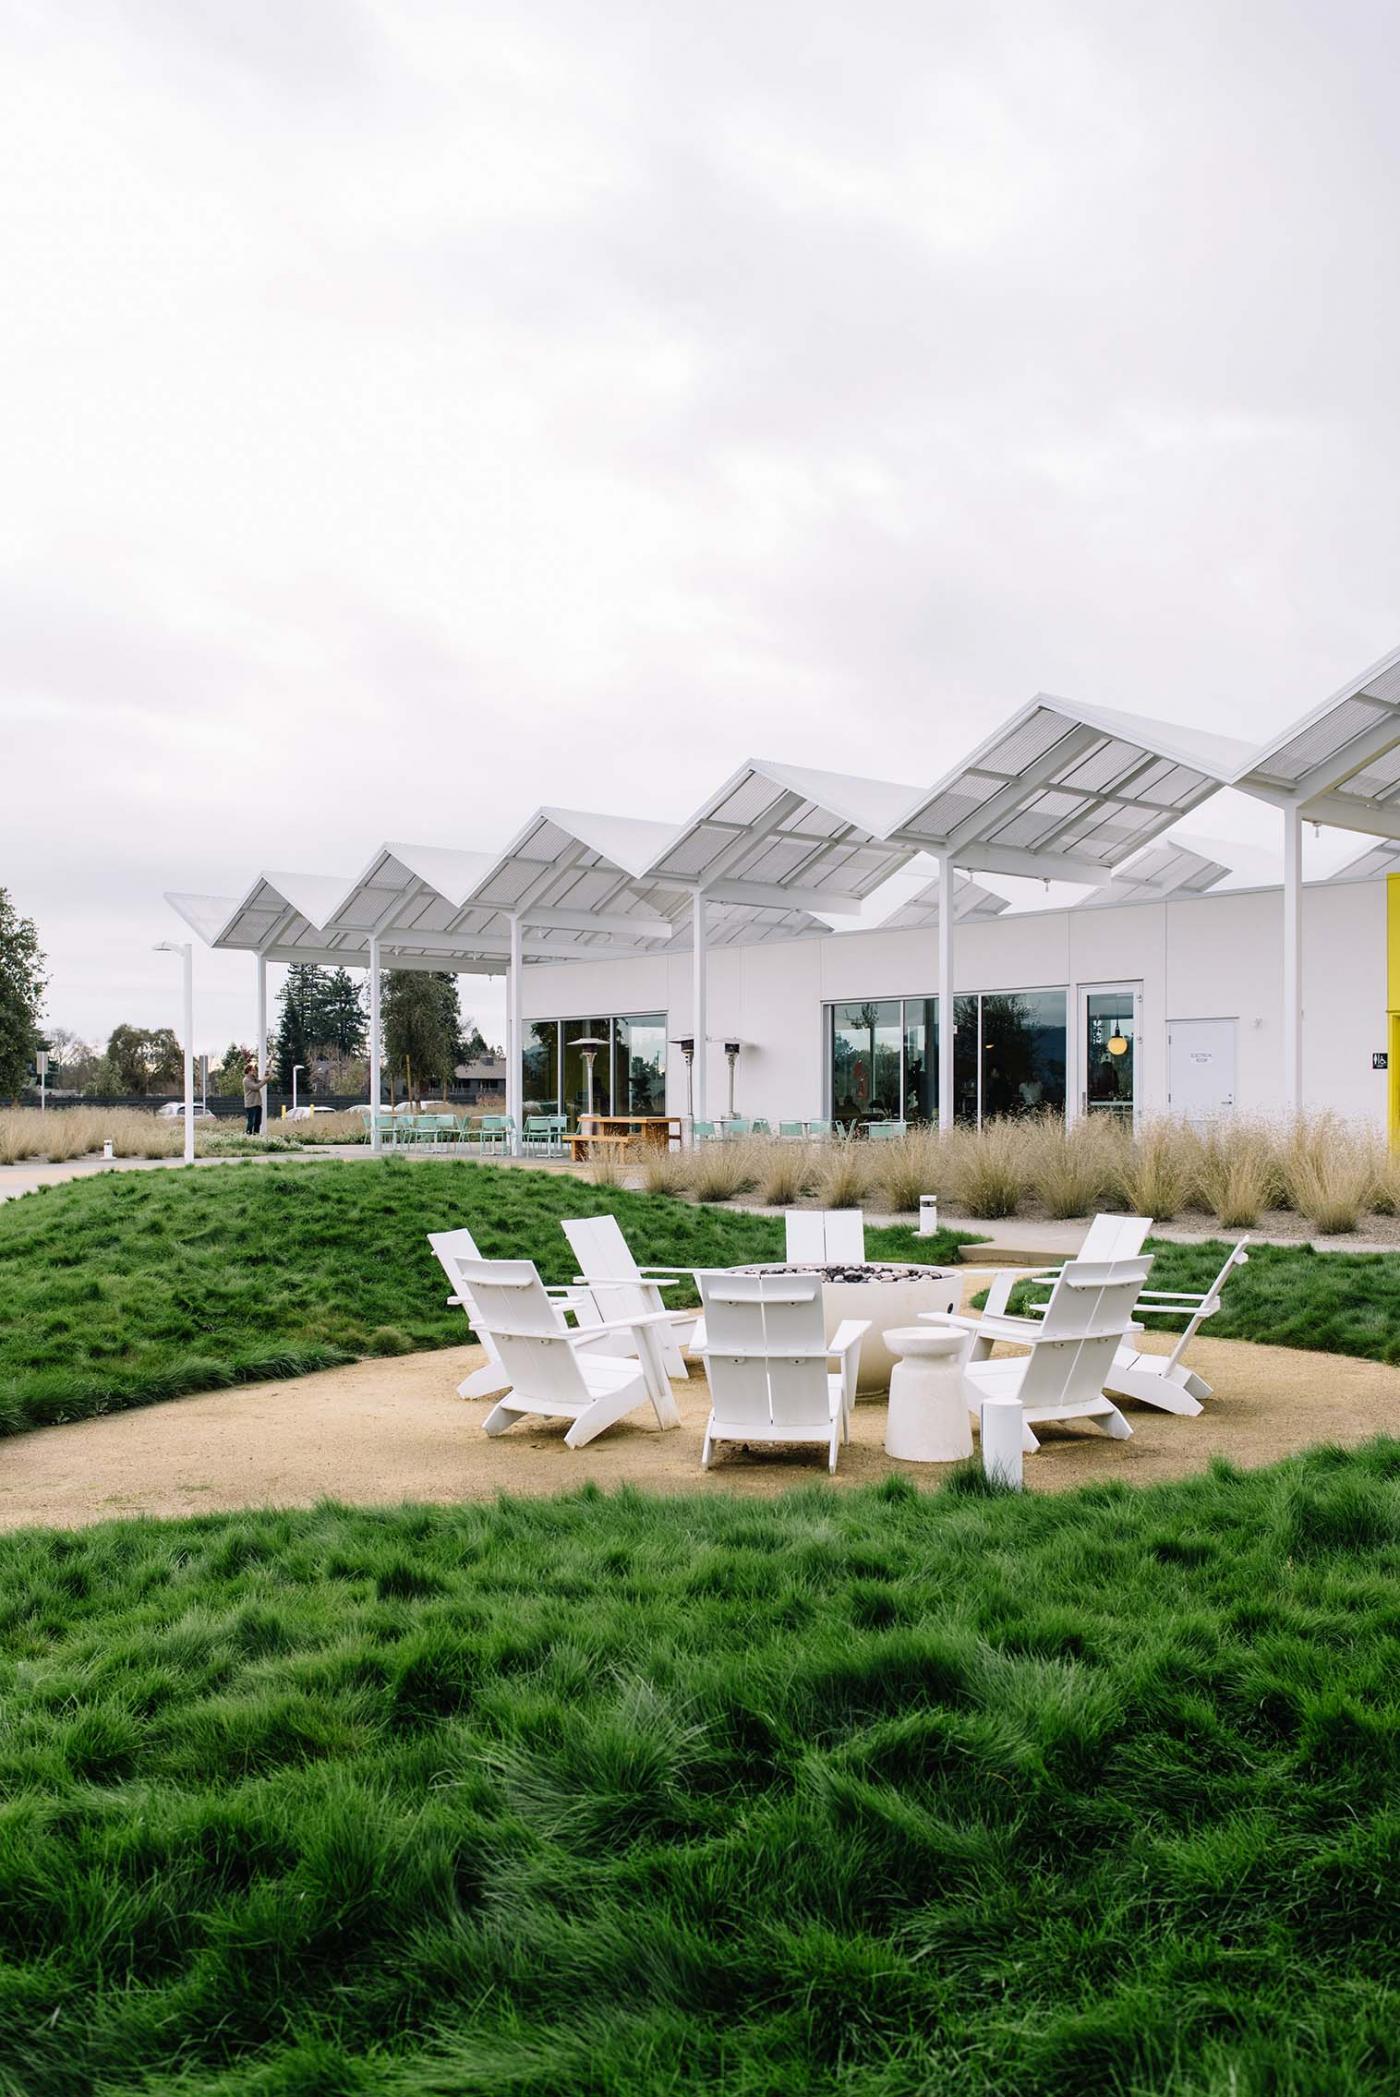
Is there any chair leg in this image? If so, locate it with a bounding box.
[701,1421,714,1468]
[1093,1402,1133,1440]
[482,1400,527,1436]
[459,1362,511,1399]
[564,1381,653,1448]
[1022,1421,1040,1453]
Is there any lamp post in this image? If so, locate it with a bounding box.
[291,1063,305,1117]
[670,1037,695,1126]
[572,1035,609,1128]
[724,1040,742,1121]
[153,940,195,1164]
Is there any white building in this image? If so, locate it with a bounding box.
[168,645,1400,1144]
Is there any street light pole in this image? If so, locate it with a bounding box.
[154,940,195,1164]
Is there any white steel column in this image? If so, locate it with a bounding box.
[369,934,383,1154]
[937,853,955,1132]
[507,913,523,1155]
[692,890,708,1130]
[255,952,268,1131]
[180,943,195,1164]
[1282,802,1303,1116]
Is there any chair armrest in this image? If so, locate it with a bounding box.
[446,1294,463,1307]
[566,1309,692,1338]
[827,1318,872,1359]
[1136,1290,1207,1304]
[920,1311,982,1333]
[571,1272,683,1290]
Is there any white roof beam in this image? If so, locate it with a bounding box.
[949,843,1107,883]
[1293,789,1400,839]
[701,877,869,912]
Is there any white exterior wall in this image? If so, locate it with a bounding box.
[520,877,1390,1127]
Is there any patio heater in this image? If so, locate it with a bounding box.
[724,1040,742,1120]
[572,1036,609,1125]
[669,1037,695,1120]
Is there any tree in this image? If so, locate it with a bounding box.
[273,966,318,1092]
[209,1042,252,1098]
[104,1024,183,1093]
[318,969,366,1058]
[42,1026,105,1094]
[382,971,460,1105]
[0,888,47,1099]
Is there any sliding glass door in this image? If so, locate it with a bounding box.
[1082,985,1139,1124]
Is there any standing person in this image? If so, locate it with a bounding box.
[242,1057,266,1135]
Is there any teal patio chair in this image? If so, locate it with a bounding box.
[478,1114,516,1155]
[866,1120,907,1142]
[691,1121,717,1144]
[523,1114,568,1157]
[806,1118,834,1139]
[778,1120,806,1139]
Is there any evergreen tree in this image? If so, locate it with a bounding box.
[273,966,319,1091]
[0,888,47,1099]
[382,971,460,1104]
[319,969,367,1058]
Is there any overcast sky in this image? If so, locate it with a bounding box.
[4,0,1399,1055]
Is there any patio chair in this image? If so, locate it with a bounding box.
[691,1121,718,1143]
[750,1118,771,1136]
[785,1209,866,1266]
[460,1257,686,1446]
[806,1118,834,1139]
[697,1270,868,1473]
[478,1114,515,1155]
[865,1120,907,1143]
[778,1120,806,1139]
[561,1214,695,1377]
[723,1118,753,1138]
[977,1213,1154,1319]
[522,1114,567,1157]
[1103,1238,1249,1415]
[428,1227,601,1399]
[927,1254,1149,1453]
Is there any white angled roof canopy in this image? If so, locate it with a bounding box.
[1075,837,1231,909]
[643,759,918,911]
[887,697,1252,882]
[876,871,1011,931]
[1228,642,1400,837]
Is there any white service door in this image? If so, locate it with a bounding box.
[1167,1018,1237,1120]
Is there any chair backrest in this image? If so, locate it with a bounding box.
[1078,1213,1152,1260]
[807,1118,833,1137]
[692,1121,716,1140]
[750,1118,771,1135]
[778,1120,805,1137]
[698,1272,831,1431]
[1018,1255,1153,1409]
[866,1120,905,1143]
[458,1257,589,1405]
[560,1213,654,1327]
[427,1227,501,1367]
[481,1114,514,1133]
[784,1210,866,1265]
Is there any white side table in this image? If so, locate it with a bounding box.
[883,1326,972,1462]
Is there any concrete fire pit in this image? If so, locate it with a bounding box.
[730,1261,961,1395]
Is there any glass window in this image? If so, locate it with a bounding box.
[953,995,979,1125]
[617,1014,666,1115]
[902,999,937,1124]
[831,1000,902,1126]
[1085,990,1136,1116]
[980,990,1067,1118]
[522,1021,559,1115]
[562,1019,613,1126]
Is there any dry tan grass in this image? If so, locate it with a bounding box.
[689,1138,761,1203]
[944,1119,1031,1218]
[1191,1118,1282,1229]
[1115,1118,1197,1220]
[1022,1113,1127,1219]
[813,1136,876,1209]
[636,1145,693,1196]
[1277,1115,1385,1235]
[868,1127,948,1214]
[755,1140,819,1207]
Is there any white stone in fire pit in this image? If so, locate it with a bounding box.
[729,1261,962,1395]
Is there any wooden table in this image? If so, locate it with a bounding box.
[573,1114,683,1159]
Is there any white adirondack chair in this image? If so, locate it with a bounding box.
[460,1257,686,1447]
[1104,1238,1249,1415]
[561,1215,695,1378]
[784,1210,867,1265]
[975,1214,1153,1319]
[698,1270,868,1473]
[429,1227,606,1400]
[929,1254,1150,1453]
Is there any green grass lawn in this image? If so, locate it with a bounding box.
[986,1237,1400,1364]
[0,1449,1397,2094]
[0,1161,975,1438]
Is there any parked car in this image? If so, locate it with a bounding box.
[155,1101,216,1120]
[284,1105,337,1121]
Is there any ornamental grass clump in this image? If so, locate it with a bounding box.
[755,1138,817,1207]
[814,1133,875,1209]
[1023,1112,1126,1218]
[1279,1114,1383,1236]
[690,1137,759,1203]
[1117,1117,1198,1221]
[637,1143,692,1196]
[1192,1117,1282,1228]
[948,1118,1029,1218]
[871,1127,948,1214]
